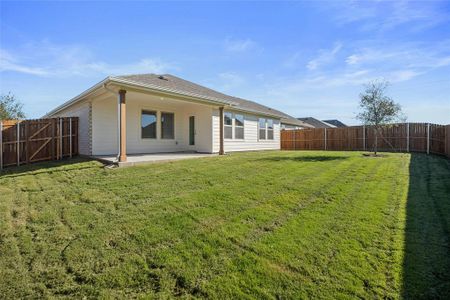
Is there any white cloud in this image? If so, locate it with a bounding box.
[344,41,450,73]
[283,51,302,68]
[307,42,342,70]
[224,38,256,52]
[264,67,424,104]
[328,0,449,32]
[214,71,245,92]
[91,58,174,76]
[345,48,406,66]
[0,41,176,78]
[268,69,373,94]
[275,39,450,100]
[0,49,49,75]
[389,70,421,82]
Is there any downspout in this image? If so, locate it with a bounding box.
[103,83,121,161]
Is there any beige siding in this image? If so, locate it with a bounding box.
[91,92,214,155]
[212,109,281,153]
[92,97,118,155]
[50,91,281,156]
[52,101,92,155]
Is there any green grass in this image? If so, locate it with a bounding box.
[0,151,449,299]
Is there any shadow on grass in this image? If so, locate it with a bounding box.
[258,155,349,162]
[403,153,450,298]
[0,157,98,178]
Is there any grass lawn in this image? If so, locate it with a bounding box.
[0,151,449,299]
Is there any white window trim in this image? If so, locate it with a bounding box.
[140,109,157,140]
[258,118,277,141]
[140,108,176,141]
[224,112,233,140]
[234,114,245,140]
[259,118,267,141]
[224,112,245,140]
[161,111,176,140]
[267,119,274,140]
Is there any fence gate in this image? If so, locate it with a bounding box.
[0,117,78,169]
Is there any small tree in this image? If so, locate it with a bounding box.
[356,80,402,155]
[0,92,26,120]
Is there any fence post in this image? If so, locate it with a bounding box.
[51,118,55,160]
[324,128,327,150]
[69,117,72,158]
[59,118,63,159]
[427,123,430,155]
[407,123,410,152]
[446,125,449,158]
[363,125,365,151]
[347,127,350,150]
[17,122,20,166]
[25,121,30,164]
[0,121,3,170]
[293,130,296,150]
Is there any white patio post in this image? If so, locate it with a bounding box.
[427,123,430,155]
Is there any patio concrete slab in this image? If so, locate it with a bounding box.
[94,152,216,167]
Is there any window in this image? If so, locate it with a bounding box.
[224,112,232,139]
[235,114,244,139]
[259,118,266,140]
[161,112,174,139]
[259,118,275,140]
[141,110,157,139]
[267,119,274,140]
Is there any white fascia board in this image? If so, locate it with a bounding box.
[225,106,283,120]
[109,77,237,106]
[44,77,111,117]
[44,76,288,120]
[44,76,231,117]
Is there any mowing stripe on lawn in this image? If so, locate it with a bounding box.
[1,152,448,299]
[202,154,390,298]
[146,155,380,297]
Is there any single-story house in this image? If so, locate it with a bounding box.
[46,74,310,163]
[322,119,347,127]
[297,117,337,128]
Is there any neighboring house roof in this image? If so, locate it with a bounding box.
[46,73,305,126]
[297,117,336,128]
[280,118,313,128]
[322,119,347,127]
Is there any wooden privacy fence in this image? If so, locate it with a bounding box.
[0,117,79,169]
[281,123,450,158]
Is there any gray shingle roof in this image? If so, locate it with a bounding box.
[114,74,306,126]
[322,119,347,127]
[297,117,336,128]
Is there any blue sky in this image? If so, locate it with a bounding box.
[1,1,449,124]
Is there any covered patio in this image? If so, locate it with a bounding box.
[95,152,216,167]
[95,83,225,163]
